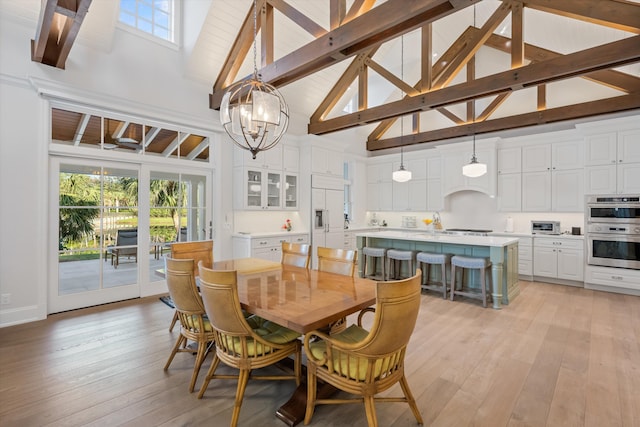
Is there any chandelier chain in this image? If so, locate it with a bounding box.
[253,0,258,79]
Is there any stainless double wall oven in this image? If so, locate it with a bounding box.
[586,195,640,270]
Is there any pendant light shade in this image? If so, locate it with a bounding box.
[392,163,412,182]
[462,134,487,177]
[219,0,289,159]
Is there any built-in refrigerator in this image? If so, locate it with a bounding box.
[311,175,344,269]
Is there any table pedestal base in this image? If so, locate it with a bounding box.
[276,382,336,427]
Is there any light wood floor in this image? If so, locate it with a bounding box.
[1,280,639,427]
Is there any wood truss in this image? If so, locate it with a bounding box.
[31,0,92,69]
[213,0,640,151]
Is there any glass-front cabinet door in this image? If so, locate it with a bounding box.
[284,174,298,209]
[266,172,281,209]
[246,169,263,208]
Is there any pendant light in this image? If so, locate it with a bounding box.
[462,133,487,177]
[219,0,289,159]
[462,4,486,178]
[392,35,412,183]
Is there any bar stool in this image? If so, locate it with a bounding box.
[386,249,416,280]
[416,252,451,298]
[362,247,387,281]
[450,255,492,307]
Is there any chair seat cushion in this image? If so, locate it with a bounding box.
[247,315,300,344]
[185,314,213,332]
[416,252,451,264]
[309,325,389,381]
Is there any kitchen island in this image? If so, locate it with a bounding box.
[356,230,520,309]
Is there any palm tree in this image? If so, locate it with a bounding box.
[59,174,99,249]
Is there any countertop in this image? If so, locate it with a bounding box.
[356,230,520,247]
[232,231,308,239]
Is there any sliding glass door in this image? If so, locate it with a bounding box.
[49,158,212,313]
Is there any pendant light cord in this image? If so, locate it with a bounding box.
[400,35,404,165]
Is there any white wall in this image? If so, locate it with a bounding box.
[0,13,223,326]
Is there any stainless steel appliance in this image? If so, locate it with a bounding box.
[586,194,640,270]
[443,228,492,236]
[531,220,561,235]
[586,194,640,223]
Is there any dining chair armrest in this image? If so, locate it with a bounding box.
[356,307,376,327]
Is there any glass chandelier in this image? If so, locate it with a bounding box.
[462,134,487,177]
[219,0,289,159]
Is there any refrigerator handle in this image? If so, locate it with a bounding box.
[324,210,329,232]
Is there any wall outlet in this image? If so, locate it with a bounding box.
[0,294,10,305]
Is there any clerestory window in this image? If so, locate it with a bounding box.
[119,0,176,43]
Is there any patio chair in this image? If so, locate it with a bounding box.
[303,270,424,427]
[109,228,138,268]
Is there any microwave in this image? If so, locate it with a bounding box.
[531,220,561,235]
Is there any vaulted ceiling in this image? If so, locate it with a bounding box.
[210,0,640,152]
[22,0,640,154]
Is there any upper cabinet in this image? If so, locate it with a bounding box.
[392,158,427,211]
[311,146,343,177]
[233,143,299,210]
[521,138,584,212]
[583,129,640,194]
[367,161,393,211]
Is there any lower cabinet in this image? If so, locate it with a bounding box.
[533,237,584,283]
[233,233,309,262]
[518,237,533,278]
[585,265,640,293]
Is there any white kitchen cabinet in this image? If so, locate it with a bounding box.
[521,140,584,212]
[498,173,522,212]
[585,265,640,293]
[533,237,584,283]
[426,156,444,211]
[584,129,640,194]
[234,168,282,210]
[283,145,299,172]
[367,161,393,211]
[498,147,521,174]
[233,233,309,261]
[427,179,444,211]
[283,173,299,209]
[518,237,533,278]
[391,158,427,211]
[234,144,283,170]
[311,146,343,177]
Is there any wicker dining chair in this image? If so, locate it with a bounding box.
[163,257,216,392]
[167,240,214,332]
[197,262,302,427]
[281,241,311,268]
[303,270,424,427]
[316,246,358,334]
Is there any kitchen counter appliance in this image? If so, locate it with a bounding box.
[531,220,561,235]
[443,228,493,236]
[586,194,640,270]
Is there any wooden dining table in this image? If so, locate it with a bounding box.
[210,257,377,425]
[211,257,377,335]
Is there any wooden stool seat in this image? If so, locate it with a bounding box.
[416,252,451,298]
[450,255,492,307]
[362,247,387,280]
[386,249,416,280]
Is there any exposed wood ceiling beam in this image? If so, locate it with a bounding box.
[210,0,480,109]
[483,31,640,93]
[31,0,92,69]
[308,35,640,135]
[343,0,376,24]
[162,133,191,157]
[521,0,640,34]
[268,0,327,37]
[368,93,640,150]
